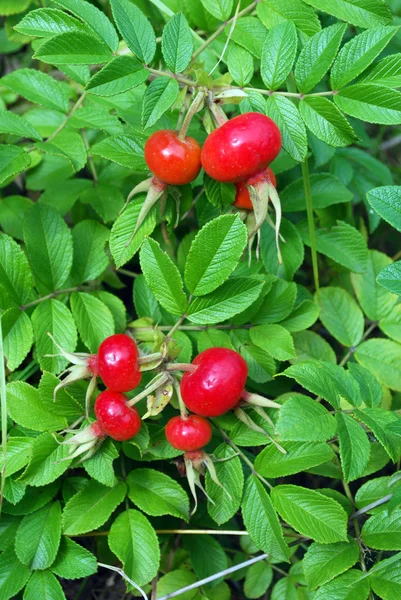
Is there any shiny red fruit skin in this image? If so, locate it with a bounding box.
[96,334,141,393]
[165,415,212,451]
[201,112,282,184]
[234,167,277,210]
[180,348,248,417]
[94,390,141,441]
[144,130,202,186]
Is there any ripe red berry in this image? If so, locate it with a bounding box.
[180,348,248,417]
[234,167,277,210]
[94,390,141,441]
[95,334,141,393]
[144,130,202,186]
[165,415,212,451]
[201,112,281,184]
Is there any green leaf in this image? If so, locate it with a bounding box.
[251,324,295,361]
[0,0,30,15]
[21,432,72,485]
[292,330,336,364]
[110,0,156,62]
[319,287,364,347]
[0,110,42,141]
[24,570,66,600]
[80,183,125,223]
[203,174,235,209]
[355,407,401,461]
[83,438,118,488]
[336,413,371,482]
[39,373,83,420]
[295,24,346,93]
[335,85,401,125]
[351,250,397,320]
[51,537,97,580]
[91,134,146,171]
[71,219,110,283]
[127,468,189,520]
[162,12,193,73]
[260,220,304,281]
[280,300,320,333]
[301,0,392,28]
[370,557,401,599]
[242,476,290,562]
[300,97,357,147]
[110,197,157,269]
[185,215,248,296]
[254,279,297,324]
[0,68,69,112]
[0,233,33,308]
[367,186,401,232]
[377,261,401,295]
[3,481,59,516]
[0,437,32,478]
[108,509,159,586]
[282,361,361,409]
[184,535,227,587]
[86,56,148,97]
[255,441,335,477]
[63,480,126,535]
[303,538,359,590]
[2,308,33,371]
[332,26,399,90]
[276,394,337,441]
[34,31,113,65]
[94,291,126,334]
[314,569,369,600]
[140,238,188,315]
[156,570,197,600]
[23,203,73,294]
[244,561,273,599]
[348,362,383,408]
[227,17,268,59]
[0,145,31,184]
[281,174,353,212]
[39,179,92,216]
[36,130,87,172]
[54,0,118,52]
[0,195,32,240]
[142,77,179,129]
[300,221,368,273]
[271,484,348,543]
[32,299,77,375]
[14,7,89,37]
[227,43,253,87]
[260,22,297,90]
[362,508,401,550]
[70,291,114,353]
[257,0,321,39]
[201,0,232,20]
[360,53,401,87]
[0,550,30,600]
[6,382,67,432]
[187,278,263,325]
[133,274,162,322]
[265,96,307,161]
[355,339,401,392]
[15,501,61,569]
[205,444,244,525]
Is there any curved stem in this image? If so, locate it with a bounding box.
[301,158,320,298]
[20,286,89,310]
[47,93,86,142]
[178,90,206,140]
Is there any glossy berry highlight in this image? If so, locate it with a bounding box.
[201,112,281,184]
[166,415,212,451]
[144,129,202,186]
[94,390,141,441]
[180,347,248,417]
[234,167,277,210]
[95,334,142,393]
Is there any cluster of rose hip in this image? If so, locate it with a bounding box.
[126,110,282,255]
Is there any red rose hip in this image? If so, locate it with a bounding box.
[234,167,277,210]
[144,130,201,186]
[180,348,248,417]
[165,415,212,451]
[201,112,281,184]
[94,390,141,441]
[96,334,142,392]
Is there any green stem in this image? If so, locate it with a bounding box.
[47,93,86,142]
[81,129,98,185]
[301,159,320,298]
[20,285,91,310]
[0,315,7,517]
[339,321,378,367]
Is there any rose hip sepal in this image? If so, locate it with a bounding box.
[234,167,277,210]
[180,347,248,417]
[183,449,232,515]
[122,129,202,247]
